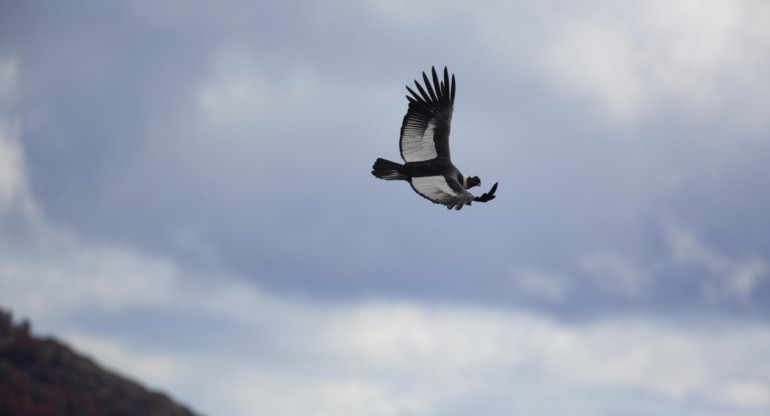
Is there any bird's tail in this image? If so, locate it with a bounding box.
[372,158,408,180]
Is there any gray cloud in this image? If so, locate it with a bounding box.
[2,0,770,319]
[3,234,769,415]
[2,2,770,414]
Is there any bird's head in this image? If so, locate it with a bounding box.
[464,176,481,189]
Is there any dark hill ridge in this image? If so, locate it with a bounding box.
[0,308,202,416]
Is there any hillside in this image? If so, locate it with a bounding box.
[0,309,201,416]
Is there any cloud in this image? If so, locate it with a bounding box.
[34,279,770,415]
[0,59,41,226]
[501,222,769,316]
[721,379,770,409]
[3,183,769,416]
[510,268,571,302]
[3,0,767,310]
[2,212,769,415]
[0,192,767,415]
[541,20,648,123]
[0,57,23,217]
[666,225,768,302]
[197,48,280,130]
[1,2,769,416]
[579,252,651,298]
[0,234,179,319]
[526,0,770,126]
[0,117,25,217]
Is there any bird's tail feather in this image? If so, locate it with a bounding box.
[372,158,408,180]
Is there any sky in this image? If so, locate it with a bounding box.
[1,0,770,415]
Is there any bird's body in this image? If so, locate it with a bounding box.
[371,66,498,210]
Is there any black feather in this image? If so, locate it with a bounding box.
[474,182,498,203]
[413,79,431,103]
[442,67,450,100]
[431,67,441,101]
[423,71,438,102]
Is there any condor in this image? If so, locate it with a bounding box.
[371,66,498,210]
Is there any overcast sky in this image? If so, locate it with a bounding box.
[2,1,770,415]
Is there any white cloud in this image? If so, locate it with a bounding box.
[541,20,649,123]
[3,213,770,415]
[362,0,480,42]
[475,0,770,126]
[0,221,182,321]
[0,58,42,225]
[195,47,363,134]
[197,48,277,129]
[6,193,763,416]
[0,117,25,217]
[224,373,426,416]
[176,45,397,184]
[579,252,651,298]
[511,267,571,302]
[0,55,25,217]
[45,290,770,416]
[720,379,770,409]
[666,224,767,302]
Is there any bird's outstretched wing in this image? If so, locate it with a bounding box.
[410,175,475,210]
[400,67,455,163]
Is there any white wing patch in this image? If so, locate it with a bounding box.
[400,118,438,162]
[412,175,454,198]
[410,175,472,209]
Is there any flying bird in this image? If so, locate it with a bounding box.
[371,67,498,210]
